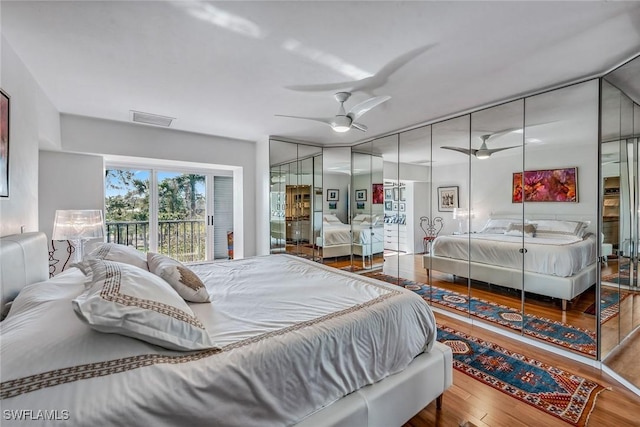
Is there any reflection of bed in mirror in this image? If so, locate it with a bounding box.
[318,214,384,266]
[423,217,597,311]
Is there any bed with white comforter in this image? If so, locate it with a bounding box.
[0,232,451,427]
[424,218,598,310]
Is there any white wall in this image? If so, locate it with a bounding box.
[60,114,257,257]
[0,36,60,236]
[38,151,104,240]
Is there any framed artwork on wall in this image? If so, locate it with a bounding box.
[399,203,406,212]
[327,189,339,201]
[393,202,399,211]
[372,183,384,204]
[328,202,337,210]
[384,201,392,210]
[355,189,367,201]
[393,187,399,201]
[400,187,406,201]
[356,202,365,210]
[512,167,577,203]
[384,188,393,200]
[0,88,9,198]
[437,186,459,212]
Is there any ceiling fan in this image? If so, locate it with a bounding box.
[441,128,521,159]
[276,92,390,133]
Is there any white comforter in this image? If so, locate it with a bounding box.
[0,255,436,427]
[321,223,384,246]
[432,233,597,277]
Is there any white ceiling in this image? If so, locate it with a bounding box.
[2,1,640,146]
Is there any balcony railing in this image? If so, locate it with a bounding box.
[106,220,206,263]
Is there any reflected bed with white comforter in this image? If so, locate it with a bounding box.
[424,218,598,309]
[1,234,450,427]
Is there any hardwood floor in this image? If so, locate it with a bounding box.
[403,315,640,427]
[318,252,640,425]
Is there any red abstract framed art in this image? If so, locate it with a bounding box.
[512,167,577,203]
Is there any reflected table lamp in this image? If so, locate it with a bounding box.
[452,208,474,234]
[52,210,105,263]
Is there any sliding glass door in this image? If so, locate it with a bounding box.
[105,166,233,262]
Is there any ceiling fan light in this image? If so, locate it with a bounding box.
[475,152,491,160]
[332,125,351,133]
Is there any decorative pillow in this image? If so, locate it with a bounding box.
[479,218,520,234]
[72,259,215,351]
[88,243,149,271]
[534,220,587,239]
[352,214,371,223]
[504,223,537,238]
[323,214,342,224]
[147,252,210,303]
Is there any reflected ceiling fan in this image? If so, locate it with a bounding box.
[441,128,521,159]
[276,92,390,133]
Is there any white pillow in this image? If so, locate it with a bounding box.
[72,259,216,351]
[88,243,149,271]
[352,214,371,222]
[479,218,520,234]
[147,252,210,303]
[504,223,537,238]
[323,214,342,224]
[534,220,587,239]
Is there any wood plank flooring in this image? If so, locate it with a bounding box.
[403,315,640,427]
[317,252,640,426]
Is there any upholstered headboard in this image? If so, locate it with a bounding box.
[0,232,49,310]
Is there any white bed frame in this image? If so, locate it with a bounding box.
[0,232,452,427]
[423,255,596,311]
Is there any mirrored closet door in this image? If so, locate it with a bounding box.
[601,54,640,388]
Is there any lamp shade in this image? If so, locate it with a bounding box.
[52,210,105,240]
[452,208,474,219]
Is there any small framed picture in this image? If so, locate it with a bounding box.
[384,200,392,210]
[356,202,365,210]
[393,187,399,201]
[393,202,399,211]
[328,202,337,210]
[355,189,367,201]
[327,189,339,201]
[399,203,406,212]
[400,187,406,201]
[438,186,459,212]
[384,188,393,200]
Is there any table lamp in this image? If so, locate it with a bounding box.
[452,208,474,234]
[52,210,105,263]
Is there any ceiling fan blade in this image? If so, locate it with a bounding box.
[441,146,478,156]
[375,44,435,81]
[347,95,391,121]
[285,80,358,92]
[285,44,435,93]
[486,145,521,155]
[275,114,333,127]
[351,122,368,132]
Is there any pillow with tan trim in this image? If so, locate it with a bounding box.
[87,243,148,271]
[72,259,216,351]
[147,252,210,303]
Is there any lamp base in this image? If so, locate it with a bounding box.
[70,239,86,264]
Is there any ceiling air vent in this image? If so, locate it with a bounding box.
[130,110,175,127]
